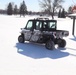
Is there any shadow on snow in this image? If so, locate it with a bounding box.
[70,35,76,41]
[15,42,69,59]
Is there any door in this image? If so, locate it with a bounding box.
[30,21,42,42]
[24,20,33,41]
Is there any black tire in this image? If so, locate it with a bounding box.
[45,40,55,50]
[18,35,24,43]
[58,39,66,48]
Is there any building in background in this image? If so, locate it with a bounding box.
[72,5,76,13]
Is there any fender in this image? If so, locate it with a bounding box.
[21,33,24,38]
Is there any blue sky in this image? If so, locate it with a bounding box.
[0,0,76,11]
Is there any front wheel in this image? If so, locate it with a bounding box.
[45,40,55,50]
[18,35,24,43]
[58,39,66,48]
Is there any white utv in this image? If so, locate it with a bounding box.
[18,18,69,50]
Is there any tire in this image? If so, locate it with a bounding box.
[18,35,24,43]
[58,39,66,48]
[45,40,55,50]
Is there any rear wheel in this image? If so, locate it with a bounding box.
[45,40,55,50]
[58,39,66,48]
[18,35,24,43]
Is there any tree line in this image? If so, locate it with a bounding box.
[7,0,27,17]
[0,0,74,18]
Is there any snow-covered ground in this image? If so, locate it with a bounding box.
[0,15,76,75]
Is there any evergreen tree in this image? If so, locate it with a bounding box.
[14,5,18,15]
[61,8,66,18]
[7,2,13,15]
[58,9,61,18]
[68,6,72,14]
[19,0,27,17]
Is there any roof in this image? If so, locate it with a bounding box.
[28,17,57,22]
[68,13,76,17]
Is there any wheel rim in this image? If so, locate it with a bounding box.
[46,41,54,50]
[47,42,52,49]
[58,39,66,47]
[19,37,23,42]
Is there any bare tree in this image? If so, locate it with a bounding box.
[39,0,64,19]
[39,0,52,15]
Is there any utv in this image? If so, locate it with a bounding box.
[18,18,69,50]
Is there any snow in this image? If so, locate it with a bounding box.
[0,15,76,75]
